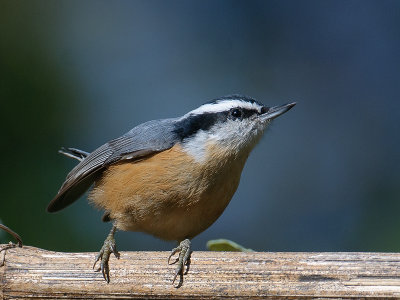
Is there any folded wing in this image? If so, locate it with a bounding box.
[47,118,179,212]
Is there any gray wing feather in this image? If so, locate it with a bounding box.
[47,118,179,212]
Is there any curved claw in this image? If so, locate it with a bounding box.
[93,252,101,270]
[172,268,180,284]
[100,259,110,283]
[168,247,179,265]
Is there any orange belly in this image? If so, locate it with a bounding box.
[89,143,249,241]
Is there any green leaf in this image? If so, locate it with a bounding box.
[206,239,254,252]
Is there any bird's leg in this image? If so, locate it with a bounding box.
[168,238,192,284]
[93,225,120,283]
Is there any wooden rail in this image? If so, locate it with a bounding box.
[1,245,400,299]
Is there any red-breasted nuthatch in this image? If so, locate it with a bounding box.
[47,95,296,284]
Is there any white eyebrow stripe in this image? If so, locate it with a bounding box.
[187,100,262,115]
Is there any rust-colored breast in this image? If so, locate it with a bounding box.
[89,143,249,241]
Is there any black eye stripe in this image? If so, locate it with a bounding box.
[174,108,260,140]
[229,108,259,119]
[241,108,259,118]
[174,111,228,139]
[261,106,268,114]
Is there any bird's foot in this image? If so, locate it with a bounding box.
[93,226,119,283]
[168,238,192,285]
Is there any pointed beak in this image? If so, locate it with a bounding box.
[260,102,296,120]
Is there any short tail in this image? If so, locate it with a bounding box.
[59,147,89,161]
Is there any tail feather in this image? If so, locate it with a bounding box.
[59,147,89,161]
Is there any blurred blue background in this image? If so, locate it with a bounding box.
[1,0,399,253]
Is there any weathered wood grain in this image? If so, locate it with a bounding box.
[1,245,400,299]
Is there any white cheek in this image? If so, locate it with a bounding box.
[181,131,210,163]
[181,119,268,163]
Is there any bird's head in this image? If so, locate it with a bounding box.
[175,95,296,162]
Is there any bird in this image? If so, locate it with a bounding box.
[47,95,296,284]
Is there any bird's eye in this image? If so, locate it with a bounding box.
[230,108,242,119]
